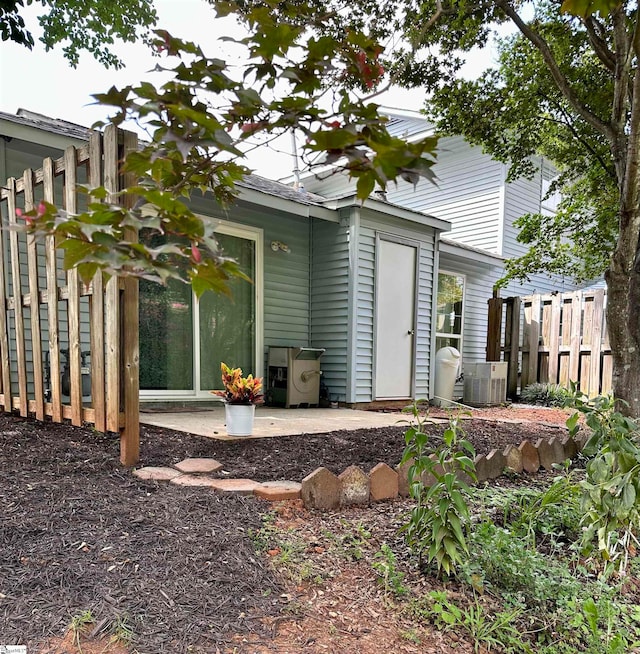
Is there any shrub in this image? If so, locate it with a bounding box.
[520,382,570,407]
[566,389,640,575]
[400,403,476,577]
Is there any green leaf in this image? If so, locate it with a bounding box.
[356,173,376,200]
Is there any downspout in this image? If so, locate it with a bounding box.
[345,206,360,404]
[429,231,442,401]
[309,214,313,346]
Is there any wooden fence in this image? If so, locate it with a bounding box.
[0,125,140,465]
[487,289,611,399]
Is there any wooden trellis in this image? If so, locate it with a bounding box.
[0,125,140,465]
[487,289,611,399]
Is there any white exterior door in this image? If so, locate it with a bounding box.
[375,238,417,399]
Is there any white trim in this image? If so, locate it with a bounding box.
[345,208,360,403]
[140,217,264,401]
[434,269,466,358]
[429,237,442,400]
[373,232,420,401]
[496,162,507,257]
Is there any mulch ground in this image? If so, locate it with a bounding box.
[0,406,575,652]
[139,411,571,481]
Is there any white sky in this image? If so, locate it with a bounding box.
[0,0,498,180]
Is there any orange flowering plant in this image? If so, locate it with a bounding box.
[211,362,264,405]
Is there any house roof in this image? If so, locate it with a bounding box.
[239,174,327,206]
[0,107,448,229]
[439,237,504,266]
[0,108,91,141]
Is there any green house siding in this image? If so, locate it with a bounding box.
[189,195,312,358]
[310,218,350,402]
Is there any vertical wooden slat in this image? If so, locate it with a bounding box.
[44,158,62,422]
[64,146,83,426]
[104,125,120,433]
[558,294,572,386]
[601,307,612,394]
[486,289,611,397]
[589,289,605,396]
[523,295,540,387]
[568,291,582,385]
[486,296,503,361]
[24,169,45,420]
[88,132,106,432]
[120,129,140,466]
[505,297,521,399]
[581,293,595,395]
[0,194,13,409]
[547,294,561,384]
[7,178,28,416]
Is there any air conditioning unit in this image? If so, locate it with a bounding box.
[463,362,508,407]
[267,347,325,408]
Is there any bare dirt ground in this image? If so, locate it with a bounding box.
[0,404,577,653]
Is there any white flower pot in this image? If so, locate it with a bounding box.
[224,403,256,436]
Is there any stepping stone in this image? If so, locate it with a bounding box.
[174,458,223,474]
[518,440,540,473]
[369,462,398,501]
[301,467,341,510]
[254,481,302,502]
[339,465,370,506]
[170,475,221,487]
[133,466,183,481]
[209,479,263,495]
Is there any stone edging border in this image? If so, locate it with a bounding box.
[132,432,587,510]
[300,432,587,510]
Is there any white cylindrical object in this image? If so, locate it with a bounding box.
[433,346,461,407]
[224,404,256,436]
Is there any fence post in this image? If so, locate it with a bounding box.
[486,294,503,361]
[119,129,140,467]
[589,289,605,395]
[522,295,540,388]
[505,297,521,399]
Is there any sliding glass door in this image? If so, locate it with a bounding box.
[139,222,262,399]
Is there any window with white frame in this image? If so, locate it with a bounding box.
[435,272,464,354]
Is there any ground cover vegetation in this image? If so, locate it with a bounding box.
[2,398,639,651]
[256,394,640,652]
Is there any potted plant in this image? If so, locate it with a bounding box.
[211,362,264,436]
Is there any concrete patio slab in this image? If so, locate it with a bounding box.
[140,406,410,440]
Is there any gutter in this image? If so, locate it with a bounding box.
[322,194,451,233]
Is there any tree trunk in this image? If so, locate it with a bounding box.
[605,205,640,418]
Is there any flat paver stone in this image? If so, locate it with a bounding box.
[254,481,302,501]
[133,466,183,481]
[174,458,223,474]
[170,474,221,487]
[209,479,263,495]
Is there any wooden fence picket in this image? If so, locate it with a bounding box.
[0,127,140,464]
[487,289,610,397]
